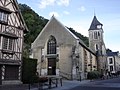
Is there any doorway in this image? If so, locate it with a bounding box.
[4,65,19,80]
[48,58,56,75]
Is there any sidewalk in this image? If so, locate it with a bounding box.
[30,79,90,90]
[51,80,90,90]
[1,77,120,90]
[30,76,120,90]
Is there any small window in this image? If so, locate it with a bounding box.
[94,32,98,39]
[110,66,113,71]
[0,11,8,23]
[95,44,99,51]
[98,32,100,36]
[2,37,13,51]
[109,58,113,64]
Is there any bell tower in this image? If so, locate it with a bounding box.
[88,15,107,72]
[89,15,104,55]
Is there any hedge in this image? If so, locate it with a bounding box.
[22,57,38,84]
[87,71,101,80]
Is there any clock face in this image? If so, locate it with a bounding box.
[97,25,101,29]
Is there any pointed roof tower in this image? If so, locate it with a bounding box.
[89,16,103,30]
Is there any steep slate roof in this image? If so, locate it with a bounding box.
[107,51,119,56]
[53,16,95,55]
[32,16,95,55]
[52,16,79,40]
[89,16,103,30]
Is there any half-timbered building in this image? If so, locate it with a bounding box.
[0,0,28,85]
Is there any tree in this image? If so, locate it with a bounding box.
[67,27,89,46]
[19,4,89,57]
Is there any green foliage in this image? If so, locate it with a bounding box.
[19,4,48,46]
[19,4,89,57]
[68,27,89,46]
[22,57,38,84]
[87,71,101,80]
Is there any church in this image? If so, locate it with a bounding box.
[31,15,107,80]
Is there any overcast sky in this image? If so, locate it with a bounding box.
[17,0,120,52]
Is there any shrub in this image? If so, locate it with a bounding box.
[22,57,38,84]
[87,71,101,80]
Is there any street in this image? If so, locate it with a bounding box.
[0,77,120,90]
[69,77,120,90]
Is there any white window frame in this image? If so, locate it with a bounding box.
[109,57,113,64]
[0,12,8,23]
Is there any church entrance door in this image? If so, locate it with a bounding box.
[48,58,56,75]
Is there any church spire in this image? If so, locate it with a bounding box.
[89,15,103,30]
[94,9,96,16]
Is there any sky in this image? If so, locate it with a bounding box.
[17,0,120,52]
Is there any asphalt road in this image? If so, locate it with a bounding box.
[0,77,120,90]
[69,77,120,90]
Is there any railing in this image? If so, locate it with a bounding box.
[59,71,72,80]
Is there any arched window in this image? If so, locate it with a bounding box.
[94,31,100,39]
[47,36,56,54]
[95,44,99,51]
[98,32,100,36]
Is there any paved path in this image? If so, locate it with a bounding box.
[30,80,90,90]
[68,77,120,90]
[0,77,120,90]
[51,80,90,90]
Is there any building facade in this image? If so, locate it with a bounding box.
[88,16,107,74]
[31,16,97,80]
[0,0,28,84]
[107,51,120,74]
